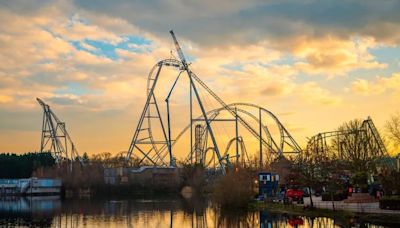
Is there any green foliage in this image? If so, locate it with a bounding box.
[0,152,55,178]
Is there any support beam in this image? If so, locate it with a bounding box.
[259,108,263,168]
[186,71,225,172]
[235,107,239,165]
[190,81,193,164]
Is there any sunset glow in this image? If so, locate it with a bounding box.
[1,0,400,158]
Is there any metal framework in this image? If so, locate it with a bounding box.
[126,31,301,170]
[37,98,81,166]
[126,31,227,169]
[306,117,387,159]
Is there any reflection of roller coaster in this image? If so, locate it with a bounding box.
[125,31,301,171]
[306,117,387,159]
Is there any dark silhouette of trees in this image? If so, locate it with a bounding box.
[0,152,55,178]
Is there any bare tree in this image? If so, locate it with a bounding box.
[385,112,400,148]
[332,119,383,173]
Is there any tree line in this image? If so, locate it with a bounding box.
[0,152,55,178]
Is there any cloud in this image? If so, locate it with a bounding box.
[0,3,158,113]
[351,73,400,96]
[70,0,396,78]
[80,41,98,52]
[291,36,386,76]
[351,79,371,95]
[73,0,400,46]
[261,85,286,96]
[48,94,85,105]
[51,14,124,44]
[296,82,341,105]
[0,94,13,103]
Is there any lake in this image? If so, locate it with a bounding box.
[0,196,392,227]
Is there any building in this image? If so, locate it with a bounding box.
[258,172,280,198]
[0,178,61,196]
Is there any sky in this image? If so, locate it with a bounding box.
[0,0,400,159]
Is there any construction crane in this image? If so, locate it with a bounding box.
[37,98,81,169]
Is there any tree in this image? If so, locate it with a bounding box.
[0,152,55,178]
[289,152,319,208]
[379,169,400,195]
[332,119,384,174]
[82,152,89,164]
[385,112,400,149]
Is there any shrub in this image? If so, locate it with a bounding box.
[379,196,400,210]
[180,164,206,194]
[33,161,104,190]
[351,171,368,193]
[379,169,400,196]
[212,168,255,209]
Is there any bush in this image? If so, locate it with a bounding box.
[380,196,400,210]
[321,192,347,201]
[33,161,104,190]
[379,169,400,196]
[351,171,369,193]
[212,168,255,209]
[180,164,206,194]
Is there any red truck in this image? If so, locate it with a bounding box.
[285,187,304,204]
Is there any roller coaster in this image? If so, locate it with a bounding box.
[125,31,302,171]
[306,117,387,160]
[34,31,390,173]
[37,98,81,168]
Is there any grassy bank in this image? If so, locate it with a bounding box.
[250,201,400,226]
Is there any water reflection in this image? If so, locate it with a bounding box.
[0,196,60,227]
[0,196,392,227]
[259,211,339,228]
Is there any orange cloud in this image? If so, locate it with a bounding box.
[290,36,386,76]
[0,95,13,104]
[352,73,400,96]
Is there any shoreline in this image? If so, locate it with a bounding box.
[250,201,400,226]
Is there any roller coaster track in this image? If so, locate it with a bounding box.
[126,32,301,167]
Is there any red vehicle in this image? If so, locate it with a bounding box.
[285,187,304,204]
[288,218,304,226]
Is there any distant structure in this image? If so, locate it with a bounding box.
[37,98,81,167]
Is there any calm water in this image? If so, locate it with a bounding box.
[0,196,392,227]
